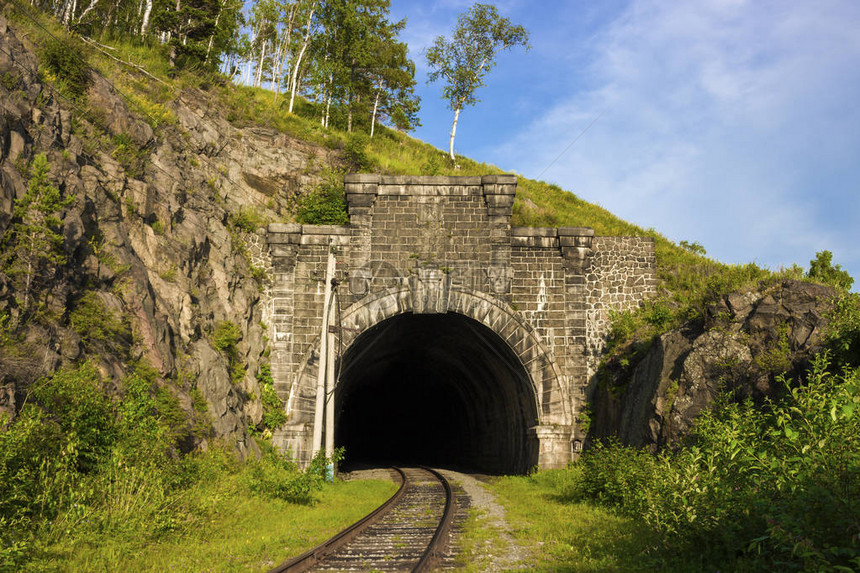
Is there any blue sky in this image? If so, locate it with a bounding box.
[388,0,860,288]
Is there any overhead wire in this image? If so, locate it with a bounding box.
[0,40,222,242]
[535,107,606,181]
[4,0,297,224]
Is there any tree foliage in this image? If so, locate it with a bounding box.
[18,0,419,132]
[426,2,528,159]
[808,250,854,291]
[1,154,74,315]
[227,0,418,134]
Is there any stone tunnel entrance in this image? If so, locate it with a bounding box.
[266,175,657,471]
[335,312,539,475]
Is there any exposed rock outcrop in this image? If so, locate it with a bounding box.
[590,280,837,450]
[0,16,338,455]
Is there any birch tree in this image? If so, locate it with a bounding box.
[288,0,317,113]
[426,3,528,161]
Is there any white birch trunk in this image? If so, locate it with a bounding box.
[347,92,353,133]
[370,87,381,138]
[205,6,221,62]
[273,4,297,99]
[324,85,332,128]
[288,2,315,113]
[61,0,74,26]
[449,107,461,161]
[140,0,153,35]
[254,39,267,87]
[76,0,100,26]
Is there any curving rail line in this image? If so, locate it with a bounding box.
[269,466,455,573]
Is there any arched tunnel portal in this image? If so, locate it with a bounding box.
[335,312,539,475]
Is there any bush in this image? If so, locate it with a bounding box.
[41,38,91,100]
[562,354,860,570]
[808,250,854,291]
[825,293,860,369]
[212,321,244,384]
[295,179,349,225]
[246,448,333,504]
[229,207,268,233]
[212,321,241,353]
[112,134,146,179]
[258,363,286,431]
[343,133,374,172]
[69,291,132,352]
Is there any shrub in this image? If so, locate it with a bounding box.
[246,448,322,504]
[808,250,854,291]
[69,291,132,351]
[257,363,286,431]
[112,134,146,178]
[41,38,91,100]
[295,178,349,225]
[825,293,860,369]
[562,354,860,570]
[212,321,244,384]
[212,320,241,353]
[229,207,268,233]
[343,133,374,172]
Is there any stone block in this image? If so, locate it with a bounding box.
[343,173,380,185]
[481,174,517,187]
[301,224,350,236]
[512,227,557,237]
[268,223,302,234]
[558,226,594,237]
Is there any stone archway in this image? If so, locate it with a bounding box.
[282,287,573,473]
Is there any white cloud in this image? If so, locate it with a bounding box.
[495,0,860,280]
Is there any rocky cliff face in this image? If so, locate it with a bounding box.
[0,16,339,454]
[590,280,838,450]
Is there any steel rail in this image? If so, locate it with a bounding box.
[413,466,456,572]
[268,466,455,573]
[269,467,407,573]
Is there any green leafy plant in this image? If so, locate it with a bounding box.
[295,175,349,225]
[1,72,18,91]
[245,447,340,505]
[343,133,374,172]
[229,207,268,233]
[807,250,854,291]
[112,134,147,179]
[69,291,132,352]
[2,153,75,314]
[824,293,860,369]
[562,354,860,570]
[257,363,286,431]
[754,322,793,373]
[212,321,244,384]
[679,240,706,255]
[40,38,91,100]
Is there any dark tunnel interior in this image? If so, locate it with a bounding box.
[335,313,538,475]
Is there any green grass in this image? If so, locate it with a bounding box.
[26,475,396,572]
[454,507,514,572]
[481,470,663,572]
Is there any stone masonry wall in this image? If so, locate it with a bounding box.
[585,236,658,377]
[265,175,656,467]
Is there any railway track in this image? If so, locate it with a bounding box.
[270,466,455,572]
